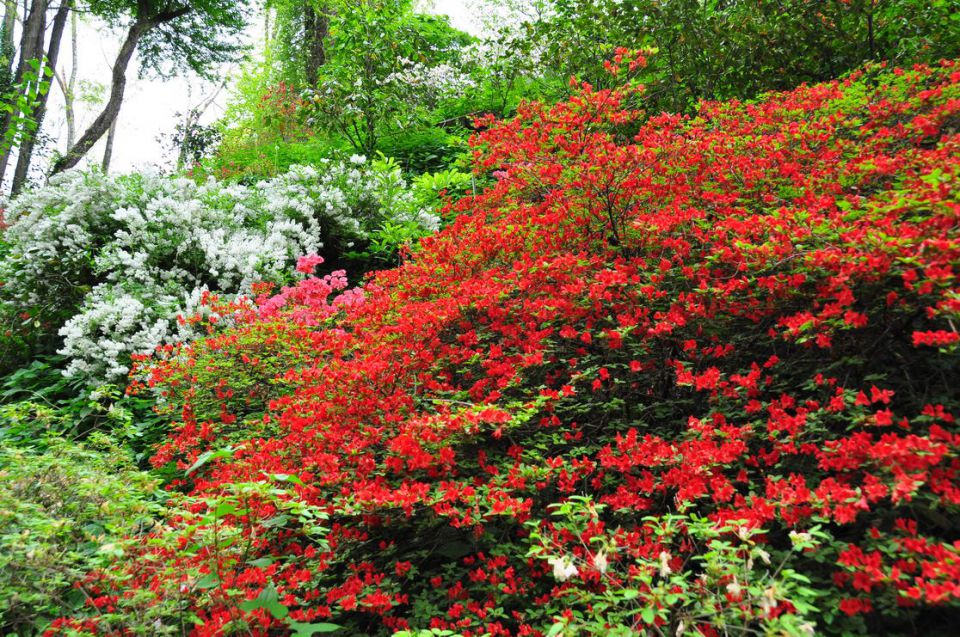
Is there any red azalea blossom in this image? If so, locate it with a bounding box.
[51,61,960,636]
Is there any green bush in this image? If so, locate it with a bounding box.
[0,435,163,635]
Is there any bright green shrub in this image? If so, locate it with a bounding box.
[0,436,162,635]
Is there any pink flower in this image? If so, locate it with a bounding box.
[296,253,324,274]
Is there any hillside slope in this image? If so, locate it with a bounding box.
[57,60,960,636]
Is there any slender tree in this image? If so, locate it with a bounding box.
[100,111,116,171]
[50,0,248,175]
[175,79,224,169]
[52,8,78,149]
[10,0,69,194]
[1,1,16,82]
[303,1,330,85]
[0,0,47,183]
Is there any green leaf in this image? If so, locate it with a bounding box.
[194,573,220,590]
[186,446,235,476]
[248,557,275,568]
[239,584,288,619]
[640,607,656,624]
[214,501,238,517]
[288,620,342,636]
[262,514,290,528]
[270,472,304,486]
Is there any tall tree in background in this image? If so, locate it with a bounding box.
[304,0,471,155]
[10,0,70,194]
[52,9,78,149]
[0,1,15,85]
[50,0,249,175]
[0,0,56,187]
[265,0,333,85]
[303,2,330,85]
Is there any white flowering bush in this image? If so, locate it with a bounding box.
[0,157,438,384]
[383,57,478,105]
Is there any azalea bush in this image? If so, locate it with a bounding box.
[46,58,960,636]
[0,157,437,385]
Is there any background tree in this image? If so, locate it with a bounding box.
[49,0,249,175]
[304,0,470,155]
[0,0,62,190]
[496,0,960,112]
[51,9,79,149]
[265,0,333,85]
[0,1,16,88]
[303,2,331,85]
[214,0,472,178]
[9,0,70,195]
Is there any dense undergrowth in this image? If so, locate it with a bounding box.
[38,59,960,636]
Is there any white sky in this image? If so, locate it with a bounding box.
[41,0,479,174]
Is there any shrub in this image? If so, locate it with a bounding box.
[0,158,437,385]
[50,60,960,636]
[0,435,162,635]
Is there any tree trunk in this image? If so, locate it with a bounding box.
[11,0,69,195]
[1,0,16,79]
[49,19,146,175]
[175,80,223,170]
[101,112,117,172]
[64,7,76,147]
[0,0,46,183]
[304,2,329,85]
[50,3,192,176]
[53,16,77,148]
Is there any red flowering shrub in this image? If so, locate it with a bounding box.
[52,60,960,636]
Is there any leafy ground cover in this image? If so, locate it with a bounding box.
[37,59,960,636]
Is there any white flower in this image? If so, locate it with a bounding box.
[593,550,608,574]
[759,585,779,615]
[725,576,742,596]
[548,555,578,582]
[658,551,672,577]
[789,530,812,547]
[3,159,438,386]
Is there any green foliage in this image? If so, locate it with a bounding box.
[302,1,467,154]
[0,357,167,462]
[45,477,334,635]
[525,496,826,636]
[0,435,163,635]
[215,0,474,177]
[0,57,52,159]
[494,0,960,111]
[83,0,250,79]
[375,127,468,175]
